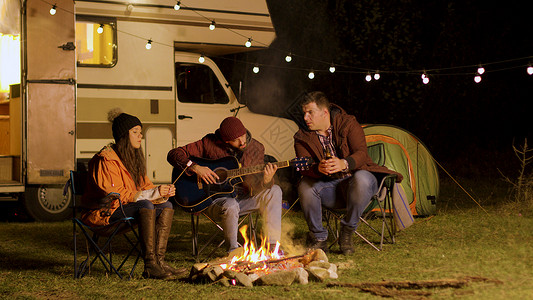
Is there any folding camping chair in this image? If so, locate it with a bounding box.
[323,143,397,251]
[190,211,257,262]
[65,170,142,279]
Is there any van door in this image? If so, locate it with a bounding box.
[145,127,173,184]
[23,0,76,221]
[174,53,236,146]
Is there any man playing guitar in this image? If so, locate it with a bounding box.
[167,117,282,255]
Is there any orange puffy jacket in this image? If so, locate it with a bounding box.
[80,145,155,226]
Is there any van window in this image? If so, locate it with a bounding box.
[175,63,229,104]
[75,17,117,67]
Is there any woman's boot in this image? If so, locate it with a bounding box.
[138,208,174,279]
[155,208,188,277]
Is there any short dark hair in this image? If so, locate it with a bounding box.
[301,91,330,111]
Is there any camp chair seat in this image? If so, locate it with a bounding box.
[66,170,142,279]
[323,173,397,251]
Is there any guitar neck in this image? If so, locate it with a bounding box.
[227,161,290,178]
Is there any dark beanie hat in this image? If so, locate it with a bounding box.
[218,117,246,142]
[108,108,142,142]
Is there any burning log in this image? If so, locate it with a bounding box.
[188,249,338,286]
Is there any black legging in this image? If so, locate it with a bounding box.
[109,200,173,222]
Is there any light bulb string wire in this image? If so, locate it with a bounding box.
[35,0,533,77]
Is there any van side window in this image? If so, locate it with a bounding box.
[75,17,117,67]
[175,63,229,104]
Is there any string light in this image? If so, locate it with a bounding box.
[198,55,205,63]
[46,1,533,85]
[285,53,292,63]
[308,70,315,79]
[245,38,252,48]
[421,73,429,84]
[49,4,57,15]
[253,65,260,73]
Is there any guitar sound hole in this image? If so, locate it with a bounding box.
[214,169,228,183]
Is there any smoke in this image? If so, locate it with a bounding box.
[279,218,307,255]
[243,0,342,122]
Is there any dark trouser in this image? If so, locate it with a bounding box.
[109,200,173,222]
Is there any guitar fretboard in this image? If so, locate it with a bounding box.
[227,161,290,178]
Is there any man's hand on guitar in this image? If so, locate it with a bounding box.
[191,164,220,184]
[263,162,278,185]
[318,157,347,175]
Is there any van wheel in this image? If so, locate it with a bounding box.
[23,185,72,222]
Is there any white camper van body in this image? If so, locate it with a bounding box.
[0,0,298,221]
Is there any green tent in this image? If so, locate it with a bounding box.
[363,124,439,216]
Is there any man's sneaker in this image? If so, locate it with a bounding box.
[339,226,355,255]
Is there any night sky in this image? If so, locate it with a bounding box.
[220,0,533,178]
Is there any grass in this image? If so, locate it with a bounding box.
[0,177,532,299]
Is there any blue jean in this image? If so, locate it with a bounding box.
[298,170,378,241]
[204,185,282,252]
[109,200,173,222]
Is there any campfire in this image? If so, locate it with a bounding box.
[189,225,338,286]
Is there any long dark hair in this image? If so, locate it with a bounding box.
[113,136,146,188]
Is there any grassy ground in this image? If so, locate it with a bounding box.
[0,177,532,299]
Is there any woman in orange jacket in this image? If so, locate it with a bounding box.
[81,108,184,280]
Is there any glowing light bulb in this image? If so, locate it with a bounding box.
[209,21,215,30]
[477,66,485,75]
[329,65,336,73]
[421,73,427,79]
[253,66,259,73]
[422,77,429,84]
[145,39,152,50]
[50,4,57,15]
[198,55,205,63]
[474,75,482,83]
[374,73,380,80]
[308,71,315,79]
[285,54,292,63]
[245,38,252,48]
[97,24,104,34]
[527,66,533,75]
[174,1,181,10]
[365,74,372,82]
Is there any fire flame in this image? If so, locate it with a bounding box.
[221,224,281,270]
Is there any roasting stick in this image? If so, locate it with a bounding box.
[172,160,193,185]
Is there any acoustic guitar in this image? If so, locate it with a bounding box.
[172,156,312,213]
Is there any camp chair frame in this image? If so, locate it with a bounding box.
[323,173,397,251]
[66,170,142,279]
[190,211,257,262]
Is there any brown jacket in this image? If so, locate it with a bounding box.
[294,104,403,182]
[80,146,155,226]
[167,130,273,196]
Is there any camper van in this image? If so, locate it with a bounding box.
[0,0,298,221]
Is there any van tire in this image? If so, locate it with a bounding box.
[23,185,72,222]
